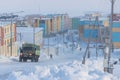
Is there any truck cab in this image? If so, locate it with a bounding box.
[19,43,40,62]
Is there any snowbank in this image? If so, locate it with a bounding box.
[0,56,12,63]
[7,59,113,80]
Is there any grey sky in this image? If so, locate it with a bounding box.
[0,0,120,17]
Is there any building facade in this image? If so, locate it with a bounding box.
[103,14,120,48]
[16,27,43,48]
[79,19,104,42]
[112,22,120,48]
[0,22,18,56]
[25,14,71,36]
[72,17,80,30]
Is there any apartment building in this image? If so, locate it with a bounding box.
[0,22,18,56]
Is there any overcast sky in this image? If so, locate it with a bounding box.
[0,0,120,17]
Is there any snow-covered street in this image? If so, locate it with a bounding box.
[0,32,120,80]
[0,49,120,80]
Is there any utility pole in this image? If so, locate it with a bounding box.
[82,13,101,64]
[32,20,36,57]
[107,0,116,73]
[10,11,24,56]
[17,32,22,44]
[103,0,116,74]
[33,23,35,46]
[82,16,92,64]
[0,11,24,56]
[10,13,13,56]
[63,29,64,54]
[0,36,1,55]
[48,30,50,57]
[72,32,74,54]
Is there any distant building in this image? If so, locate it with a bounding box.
[24,14,45,27]
[72,17,80,30]
[44,14,71,35]
[16,27,43,48]
[16,17,27,27]
[78,17,104,42]
[112,21,120,48]
[103,13,120,48]
[23,14,71,36]
[35,30,43,47]
[0,22,17,56]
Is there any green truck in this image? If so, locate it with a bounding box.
[19,43,40,62]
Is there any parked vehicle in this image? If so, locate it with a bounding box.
[19,43,40,62]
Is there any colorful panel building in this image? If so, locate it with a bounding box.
[112,22,120,48]
[0,22,17,56]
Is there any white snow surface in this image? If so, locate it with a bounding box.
[0,56,118,80]
[0,48,120,80]
[0,32,120,80]
[6,59,113,80]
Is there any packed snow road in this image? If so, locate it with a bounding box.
[0,53,83,80]
[0,48,120,80]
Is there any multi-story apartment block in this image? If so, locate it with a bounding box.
[111,14,120,48]
[0,22,18,56]
[24,14,71,36]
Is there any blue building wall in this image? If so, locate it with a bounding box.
[72,18,80,29]
[112,22,120,43]
[81,20,102,39]
[112,32,120,42]
[61,16,64,31]
[80,20,103,26]
[112,22,120,27]
[39,20,46,36]
[84,29,98,38]
[80,21,85,26]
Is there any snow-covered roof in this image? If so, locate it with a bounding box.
[0,21,15,27]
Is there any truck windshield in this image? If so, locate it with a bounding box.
[23,47,34,51]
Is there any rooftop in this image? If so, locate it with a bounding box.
[0,21,15,27]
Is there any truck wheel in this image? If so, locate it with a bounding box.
[35,58,38,62]
[31,58,33,62]
[31,57,34,62]
[23,58,27,62]
[19,57,22,62]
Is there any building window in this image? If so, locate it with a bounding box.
[5,28,6,34]
[12,26,14,32]
[7,46,9,53]
[9,27,10,33]
[7,27,9,33]
[4,40,6,45]
[7,39,9,45]
[6,40,7,45]
[12,38,14,42]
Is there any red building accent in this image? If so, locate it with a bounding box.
[1,28,4,46]
[14,23,17,41]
